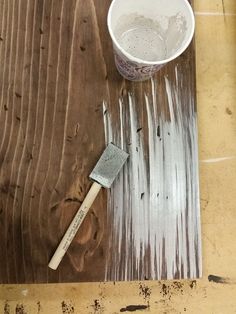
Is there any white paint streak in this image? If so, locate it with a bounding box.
[103,66,202,280]
[201,156,236,163]
[195,11,236,16]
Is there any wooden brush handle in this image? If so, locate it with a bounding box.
[48,182,102,270]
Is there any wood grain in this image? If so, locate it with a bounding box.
[0,0,201,283]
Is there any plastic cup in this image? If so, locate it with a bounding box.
[107,0,195,81]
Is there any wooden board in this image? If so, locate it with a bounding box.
[0,0,201,283]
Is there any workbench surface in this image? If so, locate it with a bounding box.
[0,0,236,313]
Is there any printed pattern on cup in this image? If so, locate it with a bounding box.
[114,50,164,81]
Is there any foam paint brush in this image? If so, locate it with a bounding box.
[48,143,129,270]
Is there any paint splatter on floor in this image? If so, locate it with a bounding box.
[61,300,75,313]
[208,275,231,284]
[4,301,10,314]
[189,280,197,289]
[15,304,27,314]
[91,299,105,313]
[37,301,41,313]
[139,283,151,301]
[120,305,149,312]
[161,284,171,298]
[226,107,232,115]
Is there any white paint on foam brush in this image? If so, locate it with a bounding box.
[201,156,236,163]
[103,66,202,281]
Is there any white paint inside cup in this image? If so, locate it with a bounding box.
[115,16,167,61]
[114,13,187,62]
[108,0,195,65]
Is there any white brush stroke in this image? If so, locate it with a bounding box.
[201,156,236,163]
[103,67,202,281]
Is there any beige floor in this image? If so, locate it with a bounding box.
[1,1,236,313]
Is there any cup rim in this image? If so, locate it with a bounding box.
[107,0,195,66]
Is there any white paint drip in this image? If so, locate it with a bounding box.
[103,67,202,281]
[201,156,236,163]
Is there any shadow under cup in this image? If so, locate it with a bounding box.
[107,0,195,81]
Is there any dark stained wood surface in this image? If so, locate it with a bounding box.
[0,0,201,283]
